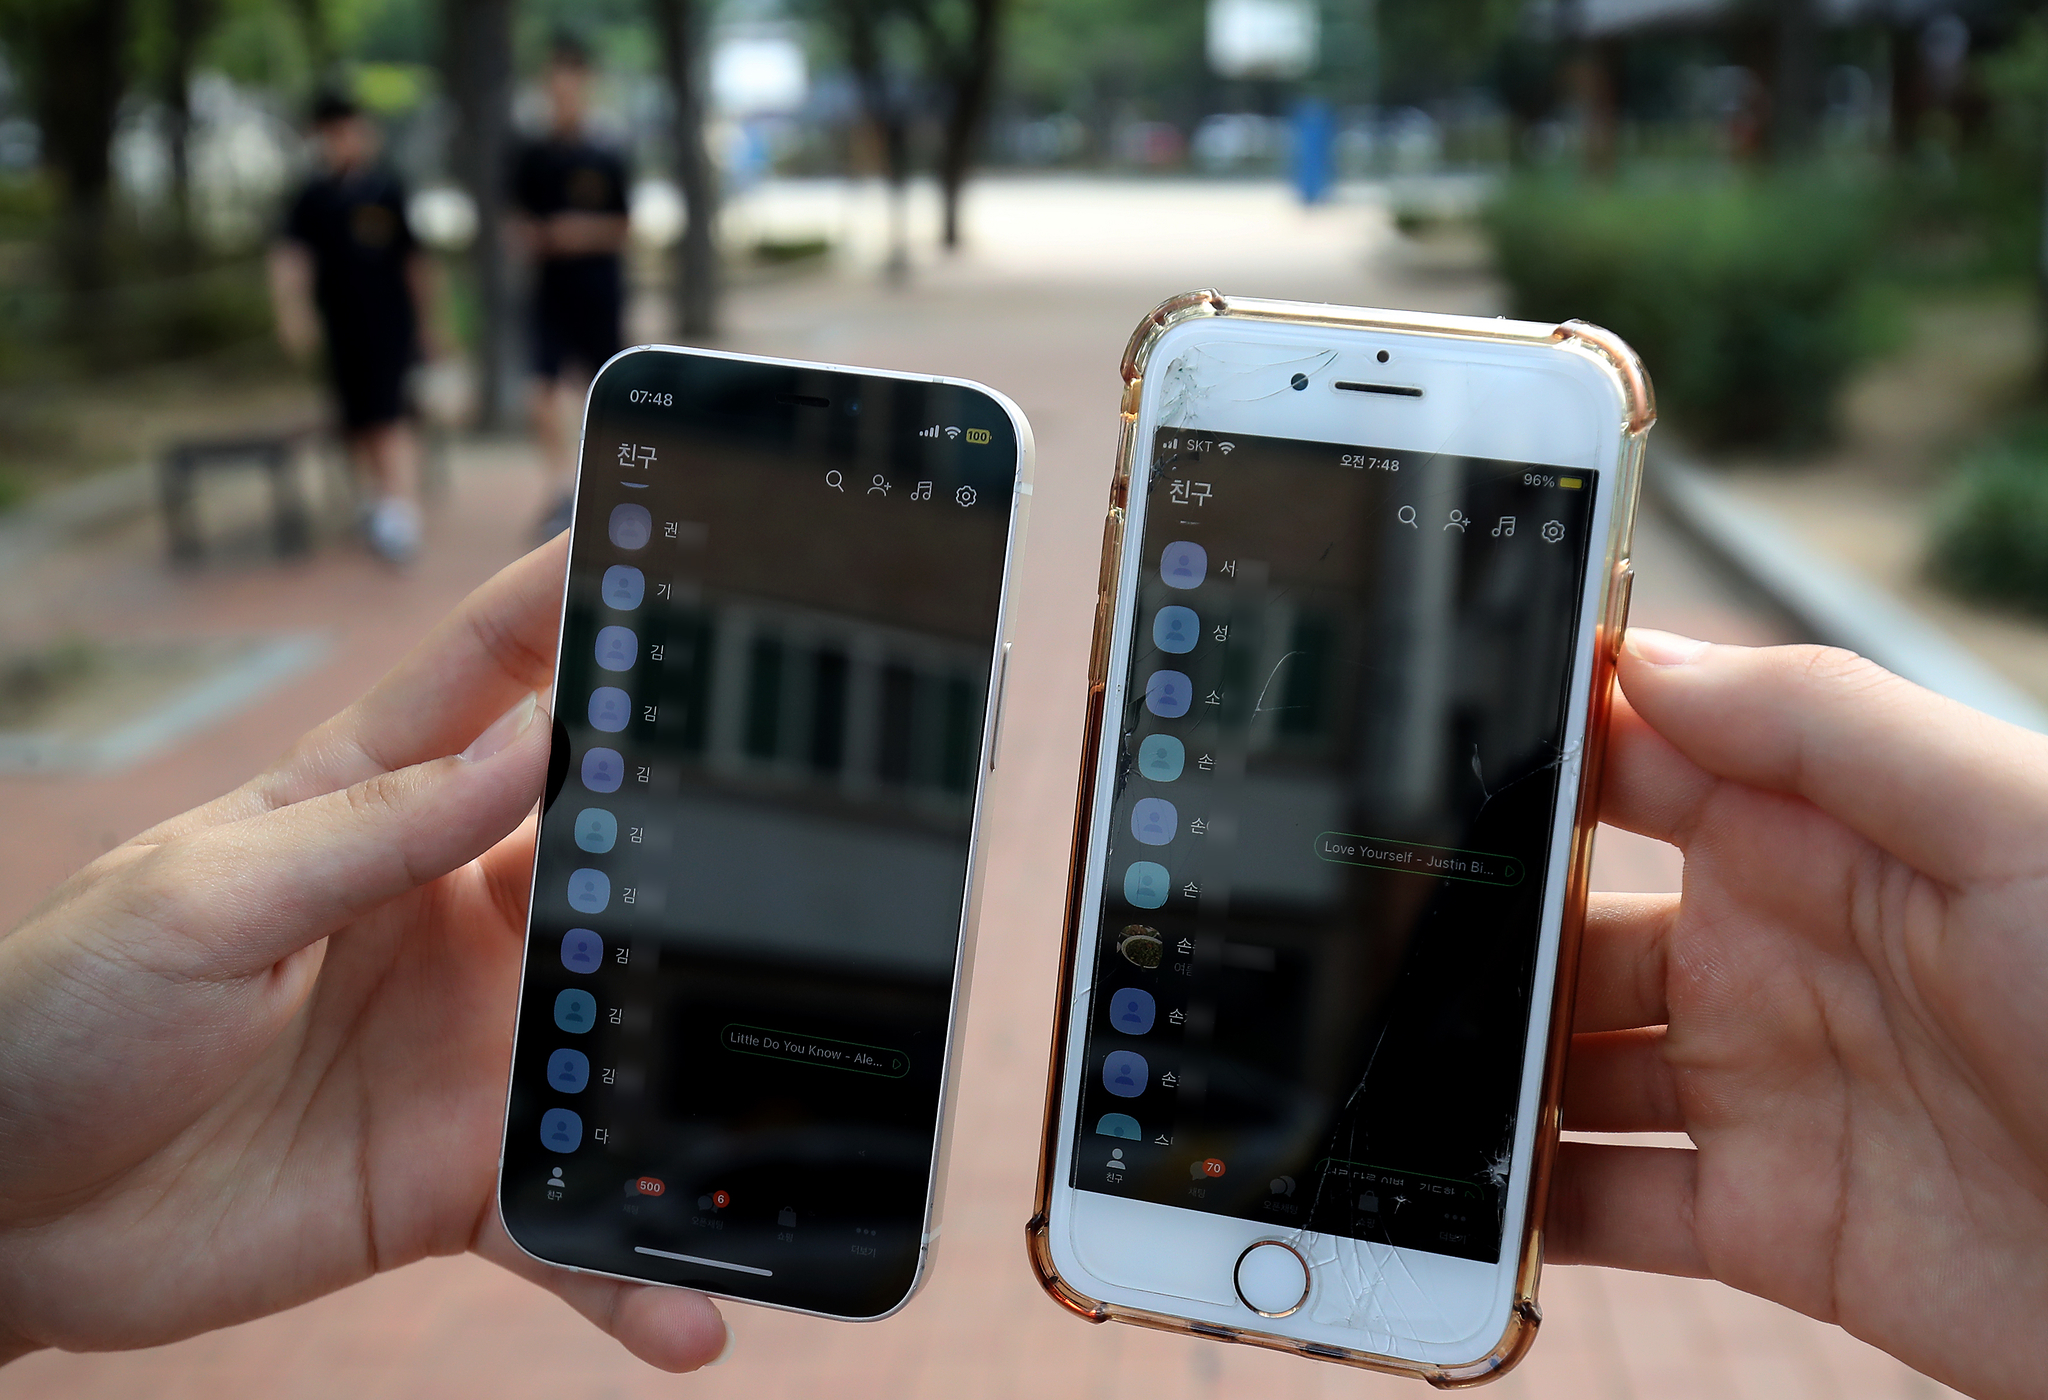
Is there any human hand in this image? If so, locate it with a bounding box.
[541,211,628,257]
[265,243,321,364]
[1553,632,2048,1400]
[276,311,320,362]
[0,536,728,1371]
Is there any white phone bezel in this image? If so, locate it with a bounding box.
[496,344,1035,1322]
[1043,316,1627,1367]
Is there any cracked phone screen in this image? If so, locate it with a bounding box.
[1073,426,1595,1266]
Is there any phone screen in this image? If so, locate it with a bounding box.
[500,351,1019,1319]
[1069,428,1596,1265]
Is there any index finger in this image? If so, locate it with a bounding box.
[1618,630,2048,888]
[140,535,567,843]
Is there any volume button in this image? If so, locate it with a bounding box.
[987,642,1012,771]
[1096,507,1125,597]
[1608,560,1634,657]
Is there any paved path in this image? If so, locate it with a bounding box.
[0,179,1951,1399]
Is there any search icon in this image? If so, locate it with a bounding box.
[826,470,844,492]
[1397,505,1418,528]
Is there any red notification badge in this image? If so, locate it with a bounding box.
[635,1176,666,1197]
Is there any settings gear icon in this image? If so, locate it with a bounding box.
[1539,519,1565,543]
[954,485,978,507]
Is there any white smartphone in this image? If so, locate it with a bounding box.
[498,347,1031,1321]
[1029,295,1651,1382]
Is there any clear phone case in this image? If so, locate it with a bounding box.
[1024,291,1655,1387]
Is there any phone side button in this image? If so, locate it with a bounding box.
[1608,561,1634,657]
[1232,1241,1309,1318]
[988,642,1012,771]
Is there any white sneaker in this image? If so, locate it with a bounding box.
[366,497,422,565]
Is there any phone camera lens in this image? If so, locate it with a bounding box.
[845,398,862,417]
[1376,350,1391,363]
[1289,373,1308,391]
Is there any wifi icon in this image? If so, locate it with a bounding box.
[1218,442,1235,455]
[944,426,962,440]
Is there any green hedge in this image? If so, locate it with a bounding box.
[1931,432,2048,615]
[1486,175,1888,449]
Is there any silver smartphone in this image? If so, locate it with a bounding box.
[499,346,1031,1320]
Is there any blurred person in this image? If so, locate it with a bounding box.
[270,92,436,566]
[513,33,631,543]
[0,530,2043,1400]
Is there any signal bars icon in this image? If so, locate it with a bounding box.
[918,425,964,440]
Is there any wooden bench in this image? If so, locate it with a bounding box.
[158,424,449,564]
[159,426,321,563]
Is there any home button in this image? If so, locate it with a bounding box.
[1233,1241,1310,1317]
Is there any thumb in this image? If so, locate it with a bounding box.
[1617,629,2048,886]
[150,693,550,972]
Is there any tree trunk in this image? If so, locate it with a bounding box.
[2037,98,2048,387]
[164,0,215,265]
[936,0,1002,251]
[652,0,720,338]
[13,0,132,310]
[837,0,912,280]
[290,0,333,81]
[444,0,518,426]
[1772,0,1822,161]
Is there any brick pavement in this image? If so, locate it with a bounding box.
[0,181,1956,1399]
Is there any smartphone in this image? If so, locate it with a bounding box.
[1029,294,1651,1382]
[499,347,1031,1321]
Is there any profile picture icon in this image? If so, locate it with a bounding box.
[574,808,617,854]
[1123,860,1169,909]
[567,867,610,915]
[547,1047,590,1093]
[554,988,596,1033]
[1153,606,1198,654]
[539,1107,583,1153]
[594,626,637,672]
[1096,1112,1141,1140]
[1160,541,1207,590]
[601,564,644,610]
[588,687,631,733]
[560,928,604,973]
[1137,734,1185,782]
[1131,797,1177,846]
[608,504,652,550]
[1109,987,1156,1035]
[581,747,623,793]
[1145,670,1191,719]
[1102,1050,1150,1098]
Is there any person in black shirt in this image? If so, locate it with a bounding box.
[512,34,632,542]
[270,93,435,565]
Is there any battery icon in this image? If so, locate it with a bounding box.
[1558,477,1584,490]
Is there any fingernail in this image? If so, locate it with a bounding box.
[706,1320,736,1368]
[460,692,540,762]
[1625,629,1709,666]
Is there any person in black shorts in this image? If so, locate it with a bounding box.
[270,92,435,564]
[512,34,631,542]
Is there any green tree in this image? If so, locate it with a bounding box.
[0,0,134,303]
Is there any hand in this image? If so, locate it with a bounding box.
[0,537,728,1371]
[275,304,320,363]
[1553,631,2048,1400]
[540,211,628,257]
[266,244,321,364]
